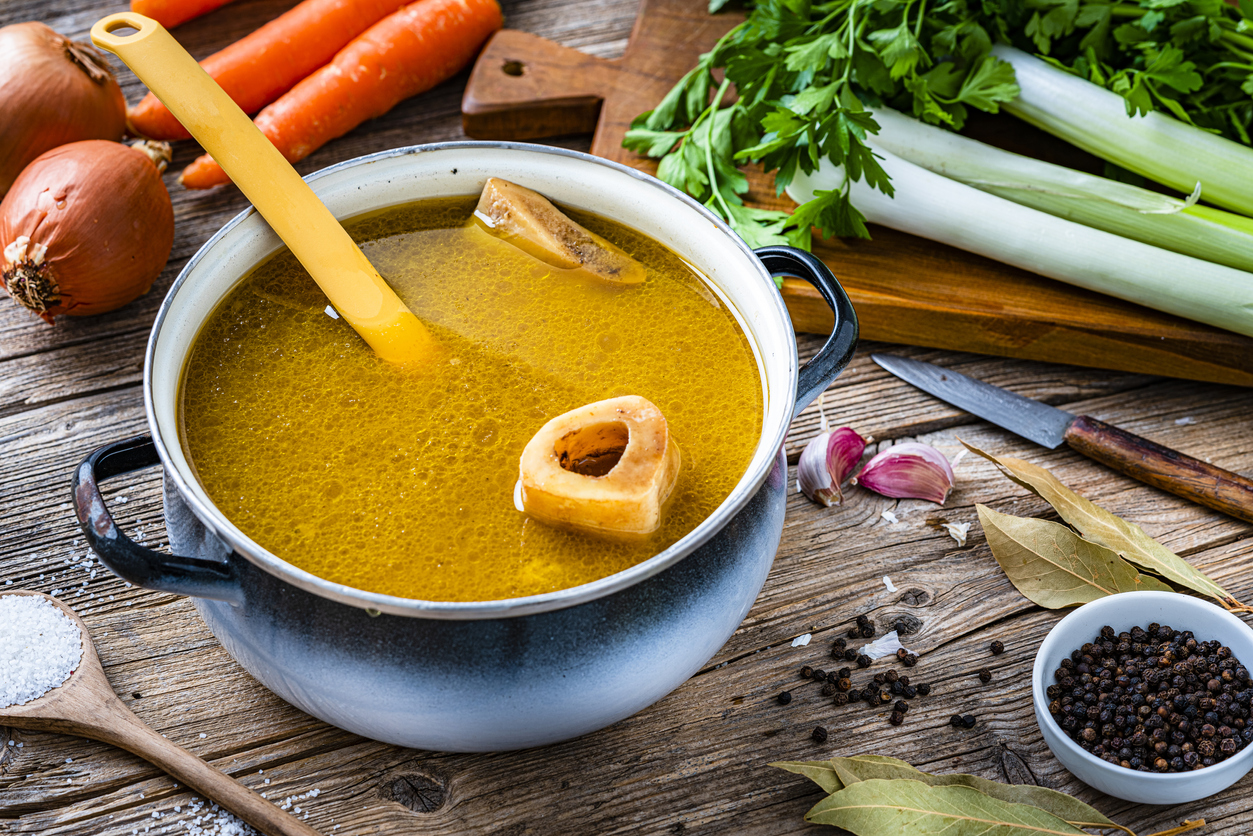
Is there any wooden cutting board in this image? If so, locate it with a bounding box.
[461,0,1253,387]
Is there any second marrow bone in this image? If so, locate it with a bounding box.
[473,178,646,285]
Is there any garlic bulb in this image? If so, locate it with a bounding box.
[797,427,866,506]
[853,442,955,505]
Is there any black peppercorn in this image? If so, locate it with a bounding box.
[832,637,847,652]
[873,672,886,685]
[837,667,851,679]
[861,624,876,638]
[800,666,814,680]
[889,711,904,726]
[777,691,792,705]
[894,700,909,713]
[894,620,909,635]
[1048,623,1253,774]
[896,648,909,661]
[856,654,872,669]
[821,683,836,697]
[902,653,918,667]
[812,726,828,743]
[950,714,964,728]
[833,692,849,706]
[885,670,899,684]
[962,714,976,728]
[836,677,851,692]
[916,683,931,696]
[903,685,918,699]
[898,675,909,686]
[857,614,870,628]
[978,668,992,683]
[844,649,859,662]
[990,640,1005,655]
[848,628,861,639]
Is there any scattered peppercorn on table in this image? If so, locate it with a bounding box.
[3,0,1253,833]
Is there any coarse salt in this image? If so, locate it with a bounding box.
[791,633,812,648]
[0,596,82,708]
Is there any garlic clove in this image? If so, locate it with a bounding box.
[852,442,955,505]
[798,426,866,507]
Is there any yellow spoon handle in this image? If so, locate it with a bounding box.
[92,13,433,365]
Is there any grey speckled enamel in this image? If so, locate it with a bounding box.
[75,143,858,752]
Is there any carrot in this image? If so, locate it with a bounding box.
[130,0,239,29]
[179,0,503,189]
[128,0,411,142]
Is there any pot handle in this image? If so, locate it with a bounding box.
[754,246,859,420]
[72,436,242,605]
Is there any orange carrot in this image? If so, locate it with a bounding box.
[180,0,503,189]
[128,0,411,142]
[130,0,239,29]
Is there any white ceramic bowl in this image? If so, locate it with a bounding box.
[1033,591,1253,804]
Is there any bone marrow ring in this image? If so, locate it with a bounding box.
[518,396,681,539]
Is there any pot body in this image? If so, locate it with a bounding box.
[167,450,786,751]
[74,143,858,751]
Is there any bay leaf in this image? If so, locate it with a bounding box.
[773,760,841,794]
[775,756,1125,833]
[977,504,1170,608]
[963,441,1240,609]
[806,778,1090,835]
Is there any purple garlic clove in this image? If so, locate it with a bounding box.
[797,427,867,507]
[852,442,955,505]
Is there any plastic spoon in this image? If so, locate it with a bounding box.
[90,13,434,366]
[0,591,323,836]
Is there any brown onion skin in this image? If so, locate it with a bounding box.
[0,22,127,197]
[0,140,174,323]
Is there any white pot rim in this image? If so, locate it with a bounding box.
[146,141,800,620]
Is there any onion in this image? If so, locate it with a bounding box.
[1,140,174,323]
[0,22,127,197]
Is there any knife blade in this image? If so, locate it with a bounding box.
[871,353,1253,525]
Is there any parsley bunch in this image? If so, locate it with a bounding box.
[624,0,1021,248]
[989,0,1253,143]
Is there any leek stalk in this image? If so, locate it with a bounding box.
[867,107,1253,275]
[786,149,1253,337]
[994,45,1253,218]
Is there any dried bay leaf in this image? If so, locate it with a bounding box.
[963,442,1243,610]
[774,756,1126,833]
[805,779,1090,835]
[977,505,1170,607]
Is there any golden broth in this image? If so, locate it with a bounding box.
[180,196,764,602]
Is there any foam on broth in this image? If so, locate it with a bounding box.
[180,196,764,602]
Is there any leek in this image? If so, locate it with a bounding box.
[994,45,1253,218]
[867,108,1253,275]
[786,149,1253,337]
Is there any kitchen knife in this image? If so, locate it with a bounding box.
[871,353,1253,525]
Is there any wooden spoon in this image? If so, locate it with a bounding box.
[0,591,323,836]
[89,13,434,367]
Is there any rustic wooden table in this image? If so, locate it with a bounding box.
[2,1,1252,834]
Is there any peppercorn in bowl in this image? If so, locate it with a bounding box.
[1032,591,1253,804]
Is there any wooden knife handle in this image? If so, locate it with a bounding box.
[1065,415,1253,525]
[462,30,622,140]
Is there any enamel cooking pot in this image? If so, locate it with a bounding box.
[73,143,857,752]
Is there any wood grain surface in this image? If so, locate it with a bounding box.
[1,1,1252,835]
[462,0,1253,387]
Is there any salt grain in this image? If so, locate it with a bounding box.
[791,633,812,647]
[0,596,83,708]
